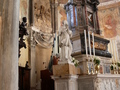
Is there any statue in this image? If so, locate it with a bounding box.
[19,17,28,58]
[59,20,72,62]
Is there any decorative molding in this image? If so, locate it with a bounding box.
[98,0,120,10]
[31,26,54,48]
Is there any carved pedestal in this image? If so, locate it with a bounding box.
[53,63,80,76]
[52,63,80,90]
[52,75,78,90]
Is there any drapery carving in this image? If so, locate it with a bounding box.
[31,26,54,48]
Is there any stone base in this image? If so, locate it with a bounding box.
[53,63,80,76]
[52,75,78,90]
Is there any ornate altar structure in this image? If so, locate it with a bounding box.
[64,0,111,57]
[52,0,120,90]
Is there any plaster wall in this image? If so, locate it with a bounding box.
[35,45,52,81]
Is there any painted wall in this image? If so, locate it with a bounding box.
[57,1,67,28]
[35,45,52,89]
[98,1,120,61]
[34,0,52,33]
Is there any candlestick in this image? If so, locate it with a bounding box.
[84,30,88,57]
[88,31,92,59]
[92,33,95,57]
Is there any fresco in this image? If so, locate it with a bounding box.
[98,6,120,61]
[19,0,28,20]
[98,7,120,38]
[34,0,52,33]
[58,6,67,26]
[57,0,67,27]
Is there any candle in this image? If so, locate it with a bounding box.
[115,40,119,62]
[110,39,113,62]
[112,40,116,63]
[92,33,95,57]
[84,30,88,57]
[88,31,92,58]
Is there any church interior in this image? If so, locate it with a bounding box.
[0,0,120,90]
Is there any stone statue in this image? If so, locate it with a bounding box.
[59,20,72,62]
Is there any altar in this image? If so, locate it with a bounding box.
[78,74,120,90]
[52,0,120,90]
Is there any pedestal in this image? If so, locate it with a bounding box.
[53,63,80,76]
[52,62,80,90]
[52,75,78,90]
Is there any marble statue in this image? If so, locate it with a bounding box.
[59,20,72,62]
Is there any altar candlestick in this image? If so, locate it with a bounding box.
[88,31,92,58]
[92,33,95,57]
[84,30,88,57]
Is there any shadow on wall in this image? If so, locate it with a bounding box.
[35,45,52,83]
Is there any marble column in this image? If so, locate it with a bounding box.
[0,0,20,90]
[29,27,37,89]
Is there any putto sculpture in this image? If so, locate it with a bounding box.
[59,20,72,63]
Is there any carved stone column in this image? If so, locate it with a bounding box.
[27,26,37,89]
[0,0,20,90]
[50,0,58,33]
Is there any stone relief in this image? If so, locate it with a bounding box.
[31,26,54,48]
[94,78,120,90]
[34,0,52,33]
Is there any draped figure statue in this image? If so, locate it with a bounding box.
[59,20,72,62]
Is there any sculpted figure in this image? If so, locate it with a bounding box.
[59,20,72,62]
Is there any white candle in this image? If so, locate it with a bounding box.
[84,30,88,57]
[88,31,92,58]
[109,40,113,62]
[114,40,117,62]
[115,40,119,62]
[92,33,95,57]
[112,40,116,63]
[110,39,113,62]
